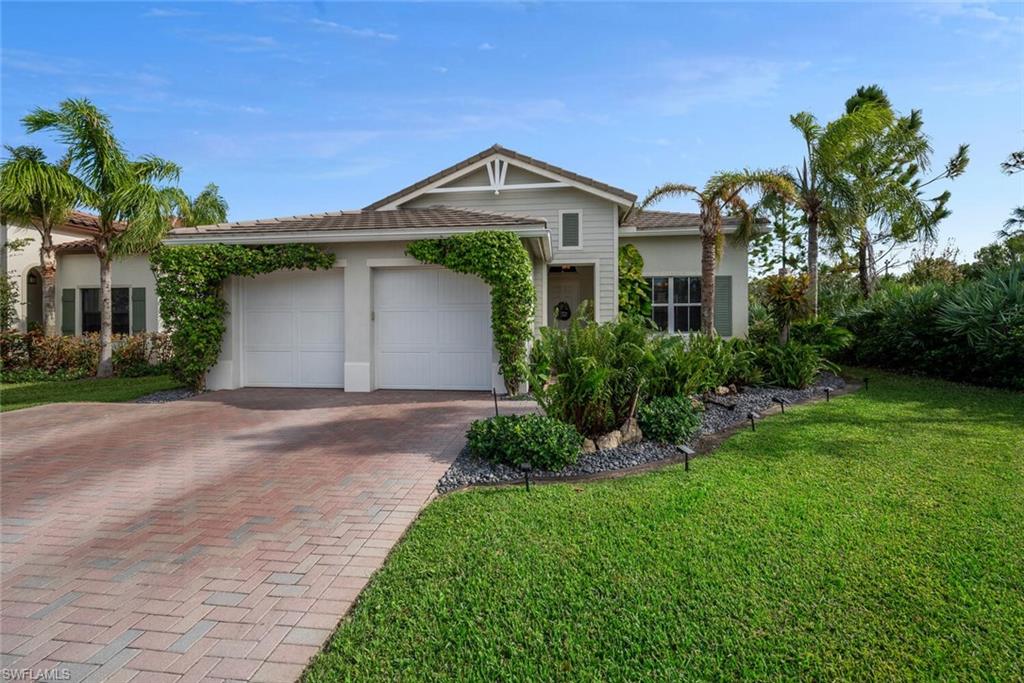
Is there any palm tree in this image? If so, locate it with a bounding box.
[788,103,892,314]
[24,98,181,376]
[175,182,229,227]
[0,145,86,336]
[641,170,796,335]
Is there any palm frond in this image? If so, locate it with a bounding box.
[639,182,700,210]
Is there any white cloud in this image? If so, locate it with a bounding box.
[432,66,449,75]
[641,57,807,114]
[478,42,495,51]
[308,19,398,41]
[143,7,202,18]
[196,32,279,52]
[910,2,1023,42]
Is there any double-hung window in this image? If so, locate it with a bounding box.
[646,276,701,333]
[81,288,130,334]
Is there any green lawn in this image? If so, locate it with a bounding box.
[305,372,1024,681]
[0,375,183,412]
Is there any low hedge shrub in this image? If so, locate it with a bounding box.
[0,331,171,382]
[637,395,703,444]
[466,413,583,471]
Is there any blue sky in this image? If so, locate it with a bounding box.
[2,1,1021,261]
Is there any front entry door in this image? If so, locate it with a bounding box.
[549,279,580,330]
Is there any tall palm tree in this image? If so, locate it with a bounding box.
[175,182,229,227]
[788,103,892,314]
[641,170,795,335]
[24,98,181,376]
[0,145,86,336]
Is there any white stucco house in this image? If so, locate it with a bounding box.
[2,212,159,335]
[162,145,753,393]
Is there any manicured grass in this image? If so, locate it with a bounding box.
[0,375,182,412]
[305,372,1024,681]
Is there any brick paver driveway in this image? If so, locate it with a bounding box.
[1,389,506,682]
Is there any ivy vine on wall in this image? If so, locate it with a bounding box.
[618,243,651,322]
[406,231,535,394]
[150,244,335,389]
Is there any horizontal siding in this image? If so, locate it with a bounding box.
[404,187,618,321]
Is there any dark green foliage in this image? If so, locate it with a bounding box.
[303,372,1024,682]
[790,318,854,357]
[150,244,335,390]
[647,333,762,396]
[466,413,582,471]
[755,342,831,389]
[617,244,651,322]
[637,395,703,444]
[407,232,534,394]
[0,273,18,330]
[1,330,174,381]
[842,266,1023,389]
[529,312,653,438]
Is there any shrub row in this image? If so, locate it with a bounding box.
[467,413,583,471]
[0,331,171,382]
[841,266,1023,390]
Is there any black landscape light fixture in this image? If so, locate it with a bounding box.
[863,376,869,391]
[492,388,499,417]
[773,396,788,414]
[747,411,759,432]
[676,444,695,471]
[520,463,532,492]
[824,387,832,402]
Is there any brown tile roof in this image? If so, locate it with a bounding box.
[166,207,546,238]
[621,209,745,230]
[62,211,102,234]
[54,238,95,254]
[363,144,637,210]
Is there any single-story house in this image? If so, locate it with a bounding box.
[163,145,752,393]
[2,212,159,335]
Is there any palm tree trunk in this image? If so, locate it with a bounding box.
[40,233,57,337]
[806,212,819,316]
[96,240,114,377]
[700,229,717,335]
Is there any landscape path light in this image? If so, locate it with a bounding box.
[676,444,695,471]
[519,463,532,492]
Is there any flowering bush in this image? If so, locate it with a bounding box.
[0,331,171,382]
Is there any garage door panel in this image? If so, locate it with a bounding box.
[244,351,295,385]
[437,310,491,349]
[437,352,491,389]
[299,351,345,386]
[298,311,344,348]
[374,268,493,390]
[377,352,434,389]
[243,270,344,388]
[377,310,436,348]
[244,311,294,348]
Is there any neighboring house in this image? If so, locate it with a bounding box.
[163,145,752,393]
[2,212,159,335]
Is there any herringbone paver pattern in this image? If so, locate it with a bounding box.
[1,389,504,682]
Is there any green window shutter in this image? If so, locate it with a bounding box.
[131,288,146,333]
[61,289,76,335]
[714,275,732,337]
[560,212,580,247]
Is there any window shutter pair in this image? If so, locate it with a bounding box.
[713,276,732,337]
[59,288,146,335]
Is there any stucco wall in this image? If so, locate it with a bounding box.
[621,234,750,338]
[56,253,159,335]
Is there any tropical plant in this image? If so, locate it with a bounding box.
[762,272,812,345]
[175,182,229,227]
[963,234,1024,278]
[647,333,761,397]
[836,85,969,297]
[0,145,86,336]
[637,395,703,445]
[617,243,651,322]
[23,99,181,376]
[529,310,654,438]
[0,273,18,331]
[466,413,583,471]
[407,231,534,394]
[1001,149,1024,238]
[749,189,805,277]
[789,318,853,358]
[787,102,892,313]
[640,170,795,335]
[755,342,831,389]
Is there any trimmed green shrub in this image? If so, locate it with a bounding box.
[618,244,651,322]
[466,413,583,471]
[790,318,853,358]
[529,311,654,438]
[637,395,703,444]
[756,342,830,389]
[407,231,534,394]
[112,333,173,377]
[0,331,172,382]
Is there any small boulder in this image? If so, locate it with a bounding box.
[582,438,597,454]
[728,384,737,394]
[620,418,643,445]
[596,430,622,451]
[690,396,703,410]
[715,385,730,396]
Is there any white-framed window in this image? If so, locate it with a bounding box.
[559,210,582,249]
[81,287,130,334]
[646,276,701,333]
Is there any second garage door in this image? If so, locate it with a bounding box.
[242,269,345,388]
[375,268,493,390]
